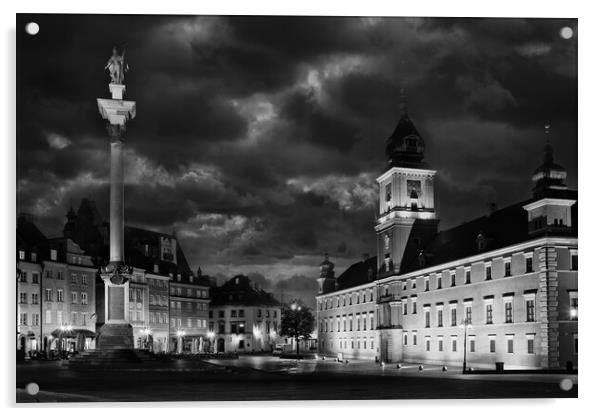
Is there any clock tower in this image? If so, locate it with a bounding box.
[375,104,439,276]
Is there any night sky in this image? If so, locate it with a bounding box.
[16,15,577,305]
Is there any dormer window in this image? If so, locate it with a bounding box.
[50,249,57,261]
[476,233,486,251]
[153,264,159,273]
[418,251,426,268]
[19,250,25,260]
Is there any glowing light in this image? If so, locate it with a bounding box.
[207,331,215,339]
[570,308,578,318]
[560,27,573,40]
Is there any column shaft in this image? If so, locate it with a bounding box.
[109,139,124,264]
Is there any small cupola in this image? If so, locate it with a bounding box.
[523,140,575,236]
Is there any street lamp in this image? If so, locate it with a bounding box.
[459,318,472,373]
[207,331,215,353]
[290,303,301,358]
[142,328,152,350]
[176,330,185,354]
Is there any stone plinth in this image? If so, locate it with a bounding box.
[97,323,134,350]
[97,264,134,350]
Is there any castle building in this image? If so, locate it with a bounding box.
[208,275,282,353]
[315,108,578,370]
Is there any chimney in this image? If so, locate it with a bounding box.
[488,202,497,216]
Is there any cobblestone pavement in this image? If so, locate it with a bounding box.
[16,357,577,402]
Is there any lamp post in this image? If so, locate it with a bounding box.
[459,318,472,373]
[176,330,185,354]
[208,331,215,353]
[142,328,152,350]
[291,303,301,358]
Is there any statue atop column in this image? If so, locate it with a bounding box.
[104,46,129,84]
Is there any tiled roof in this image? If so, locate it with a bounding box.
[210,275,281,307]
[331,192,577,291]
[17,215,49,261]
[335,256,377,291]
[401,194,577,274]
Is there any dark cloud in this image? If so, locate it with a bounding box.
[17,15,577,287]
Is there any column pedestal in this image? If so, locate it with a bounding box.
[97,263,134,350]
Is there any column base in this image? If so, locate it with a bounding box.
[97,323,134,350]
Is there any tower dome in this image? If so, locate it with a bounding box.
[532,142,567,196]
[319,253,335,279]
[385,106,426,168]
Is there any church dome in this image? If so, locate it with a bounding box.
[385,110,426,168]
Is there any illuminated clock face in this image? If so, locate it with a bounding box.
[407,180,422,198]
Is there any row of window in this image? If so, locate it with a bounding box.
[149,294,169,306]
[18,271,40,284]
[335,337,376,351]
[419,291,577,328]
[169,301,209,311]
[20,271,88,285]
[320,312,375,333]
[41,289,89,305]
[149,311,169,324]
[19,250,89,265]
[403,332,535,355]
[69,273,89,285]
[169,318,208,329]
[422,295,532,328]
[147,278,169,289]
[209,320,280,335]
[24,310,90,326]
[319,290,375,310]
[170,287,209,298]
[386,253,577,296]
[209,309,279,319]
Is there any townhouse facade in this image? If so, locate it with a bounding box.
[208,275,282,353]
[169,273,211,353]
[17,216,97,355]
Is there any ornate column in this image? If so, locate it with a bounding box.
[96,57,137,349]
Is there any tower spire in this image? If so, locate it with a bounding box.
[398,87,408,118]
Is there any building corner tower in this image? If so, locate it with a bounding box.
[317,253,336,295]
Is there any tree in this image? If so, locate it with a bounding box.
[280,301,315,357]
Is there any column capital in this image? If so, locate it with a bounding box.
[107,123,127,141]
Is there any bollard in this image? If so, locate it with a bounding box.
[442,366,447,372]
[396,363,401,369]
[418,364,424,371]
[345,359,349,364]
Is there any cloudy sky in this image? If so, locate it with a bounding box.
[17,15,577,305]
